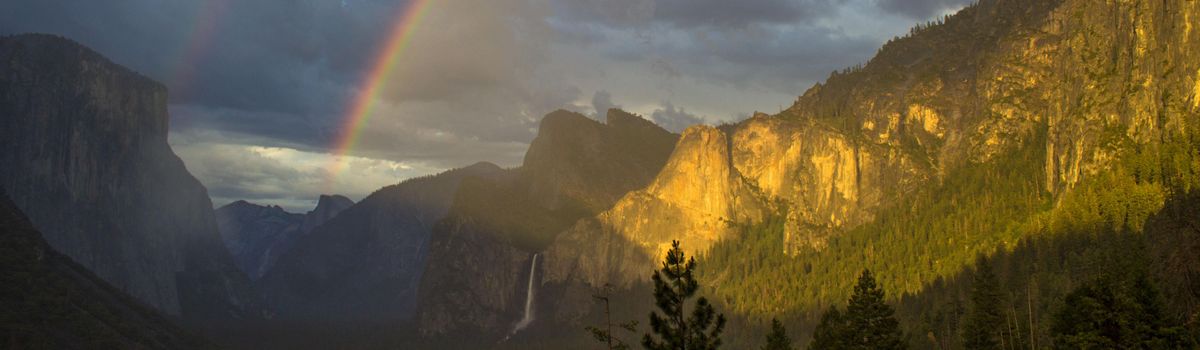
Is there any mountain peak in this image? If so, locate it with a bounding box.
[303,194,354,233]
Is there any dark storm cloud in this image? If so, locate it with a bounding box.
[0,0,401,147]
[0,0,976,206]
[552,0,838,29]
[0,0,566,157]
[653,0,838,29]
[875,0,975,20]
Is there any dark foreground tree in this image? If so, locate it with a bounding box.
[587,284,640,350]
[844,269,905,349]
[643,240,726,350]
[761,318,793,350]
[809,306,847,350]
[962,259,1005,350]
[1052,274,1193,349]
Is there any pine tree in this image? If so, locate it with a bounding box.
[809,307,847,350]
[962,259,1005,350]
[642,240,726,350]
[1052,274,1195,349]
[843,269,905,350]
[761,318,793,350]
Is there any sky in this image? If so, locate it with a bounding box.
[0,0,970,212]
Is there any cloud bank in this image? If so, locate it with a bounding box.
[1,0,971,207]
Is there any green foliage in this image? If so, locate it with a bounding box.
[701,134,1051,316]
[761,318,794,350]
[1051,274,1194,349]
[644,240,727,350]
[697,1,1200,345]
[962,259,1005,350]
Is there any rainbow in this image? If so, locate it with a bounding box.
[169,0,231,98]
[327,0,434,182]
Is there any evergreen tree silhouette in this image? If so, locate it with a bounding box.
[843,269,905,349]
[809,306,848,350]
[963,259,1004,349]
[642,240,726,350]
[761,318,793,350]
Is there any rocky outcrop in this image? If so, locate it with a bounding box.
[301,194,353,233]
[523,109,679,213]
[544,125,770,289]
[215,194,353,281]
[0,190,212,349]
[416,110,678,337]
[730,116,919,253]
[259,162,505,323]
[0,34,261,320]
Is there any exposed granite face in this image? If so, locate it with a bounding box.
[546,125,769,284]
[215,194,353,281]
[0,190,213,349]
[0,34,262,320]
[259,162,505,323]
[730,116,919,253]
[546,0,1200,295]
[416,110,677,338]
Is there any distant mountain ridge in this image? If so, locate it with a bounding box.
[0,33,262,321]
[215,194,353,280]
[259,162,506,323]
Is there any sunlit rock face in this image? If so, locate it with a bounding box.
[0,34,262,320]
[545,0,1200,292]
[731,116,917,253]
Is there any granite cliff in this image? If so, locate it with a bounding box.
[0,189,212,349]
[0,34,262,321]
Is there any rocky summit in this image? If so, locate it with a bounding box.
[215,194,353,281]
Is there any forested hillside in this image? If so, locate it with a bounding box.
[691,0,1200,346]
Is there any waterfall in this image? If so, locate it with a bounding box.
[512,253,538,333]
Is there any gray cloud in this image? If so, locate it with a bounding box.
[553,0,839,30]
[591,90,622,119]
[875,0,974,20]
[651,102,706,133]
[1,0,975,207]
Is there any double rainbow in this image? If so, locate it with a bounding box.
[327,0,434,181]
